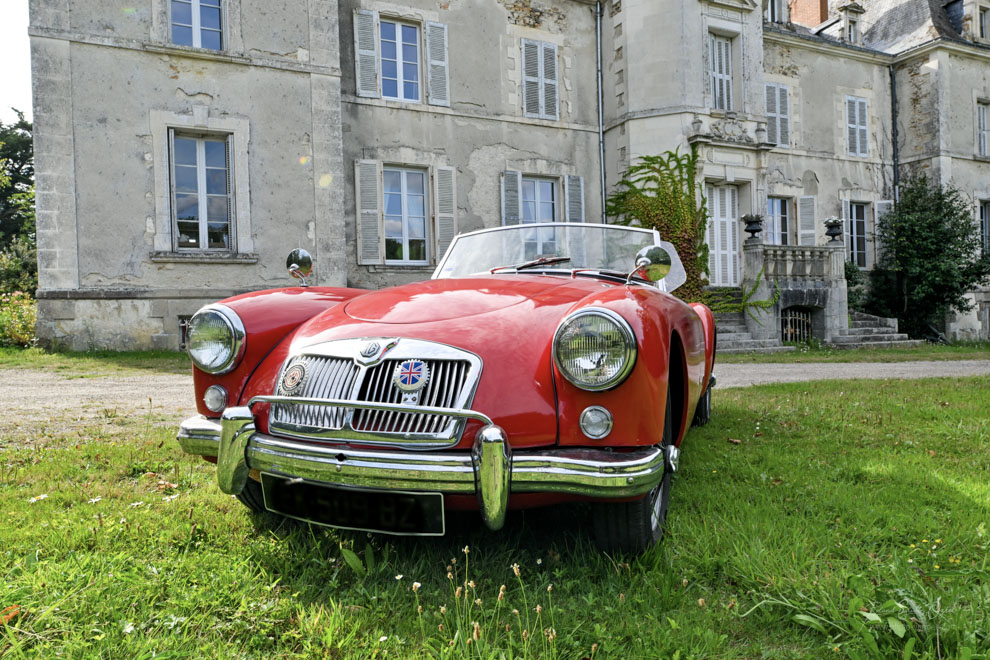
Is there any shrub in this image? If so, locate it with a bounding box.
[0,290,37,346]
[844,259,867,311]
[0,233,38,294]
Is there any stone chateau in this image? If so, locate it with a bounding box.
[29,0,990,349]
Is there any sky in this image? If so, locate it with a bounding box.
[1,1,33,125]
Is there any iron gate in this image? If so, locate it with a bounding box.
[781,308,813,343]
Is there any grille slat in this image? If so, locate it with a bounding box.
[270,348,477,446]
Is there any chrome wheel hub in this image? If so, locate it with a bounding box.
[665,444,679,473]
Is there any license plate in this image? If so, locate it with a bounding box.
[260,474,445,536]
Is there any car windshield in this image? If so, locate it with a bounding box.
[433,223,661,279]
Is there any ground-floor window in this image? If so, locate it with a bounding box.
[766,197,790,245]
[383,167,429,264]
[847,201,868,268]
[171,132,233,251]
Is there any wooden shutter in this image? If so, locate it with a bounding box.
[874,200,893,264]
[354,10,380,98]
[706,185,716,279]
[522,40,541,118]
[778,85,790,146]
[798,195,816,246]
[433,166,456,261]
[841,198,851,256]
[846,97,858,155]
[541,42,559,120]
[426,22,450,107]
[224,137,235,250]
[728,186,739,285]
[979,103,987,156]
[501,170,522,225]
[355,160,383,264]
[564,175,584,222]
[765,84,778,145]
[857,98,869,156]
[710,36,732,111]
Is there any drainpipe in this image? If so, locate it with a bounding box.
[596,1,607,222]
[889,64,899,202]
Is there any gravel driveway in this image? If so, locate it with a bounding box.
[716,359,990,388]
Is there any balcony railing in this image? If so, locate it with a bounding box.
[760,244,841,283]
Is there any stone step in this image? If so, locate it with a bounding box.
[831,333,913,344]
[716,332,752,341]
[719,345,798,355]
[714,312,747,323]
[849,311,899,330]
[844,326,904,336]
[830,340,925,350]
[718,338,786,349]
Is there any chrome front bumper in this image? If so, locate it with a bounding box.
[177,396,667,532]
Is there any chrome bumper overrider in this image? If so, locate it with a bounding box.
[177,396,666,532]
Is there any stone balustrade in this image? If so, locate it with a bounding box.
[761,244,843,283]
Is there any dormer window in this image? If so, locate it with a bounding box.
[766,0,786,23]
[847,18,859,42]
[980,6,989,40]
[838,3,866,45]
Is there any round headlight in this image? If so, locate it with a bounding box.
[186,304,246,374]
[552,308,637,391]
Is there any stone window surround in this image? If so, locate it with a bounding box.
[705,14,743,116]
[150,107,254,259]
[151,0,243,54]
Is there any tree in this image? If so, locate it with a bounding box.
[867,176,990,338]
[0,110,36,294]
[606,147,709,302]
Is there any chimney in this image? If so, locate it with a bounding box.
[789,0,828,27]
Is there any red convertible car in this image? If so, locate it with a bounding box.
[176,223,716,553]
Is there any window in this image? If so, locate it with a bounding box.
[846,96,869,157]
[171,0,222,50]
[380,20,420,102]
[765,83,790,147]
[766,0,784,22]
[981,200,989,255]
[383,167,429,264]
[978,101,989,157]
[846,201,868,268]
[766,197,790,245]
[709,34,733,111]
[846,18,859,43]
[522,40,559,120]
[979,7,988,39]
[170,132,232,251]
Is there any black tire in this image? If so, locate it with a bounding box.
[692,382,712,427]
[592,388,674,554]
[235,478,267,513]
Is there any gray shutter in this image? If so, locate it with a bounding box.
[857,98,869,156]
[798,195,816,246]
[426,22,450,107]
[225,137,235,250]
[846,97,858,155]
[729,186,739,285]
[355,160,383,264]
[874,200,893,264]
[706,185,716,279]
[778,85,790,147]
[521,40,541,118]
[501,170,522,225]
[842,198,851,255]
[542,42,559,120]
[765,84,778,145]
[564,175,584,222]
[354,10,379,98]
[433,166,456,261]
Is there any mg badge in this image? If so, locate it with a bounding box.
[360,341,381,358]
[393,359,430,393]
[281,363,307,394]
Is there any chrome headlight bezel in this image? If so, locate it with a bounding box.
[186,304,246,375]
[552,307,637,392]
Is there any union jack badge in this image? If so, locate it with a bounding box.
[392,359,430,393]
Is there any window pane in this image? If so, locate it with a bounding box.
[406,172,425,194]
[175,193,199,220]
[207,196,228,222]
[383,170,401,193]
[384,193,402,215]
[385,216,403,238]
[522,179,535,201]
[403,62,418,82]
[171,1,192,26]
[172,24,193,46]
[401,25,417,44]
[385,238,403,260]
[200,5,221,29]
[174,165,197,193]
[201,29,221,50]
[380,21,396,41]
[402,44,418,63]
[201,0,220,6]
[207,222,229,249]
[173,137,196,165]
[538,180,554,201]
[381,59,397,79]
[407,194,424,217]
[539,201,554,223]
[381,40,397,61]
[408,239,426,262]
[523,200,536,223]
[382,79,398,98]
[205,169,227,195]
[204,140,226,168]
[403,82,418,100]
[408,216,426,239]
[177,221,199,248]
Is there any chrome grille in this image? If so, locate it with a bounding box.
[351,359,471,436]
[267,337,482,449]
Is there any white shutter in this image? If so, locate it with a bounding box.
[521,39,542,118]
[846,97,858,155]
[978,104,987,156]
[564,175,584,222]
[706,185,717,279]
[765,84,778,145]
[355,160,383,264]
[433,166,456,261]
[778,85,790,147]
[354,10,380,98]
[501,170,522,225]
[709,35,732,111]
[541,42,559,120]
[425,22,450,107]
[729,186,739,285]
[874,200,893,264]
[842,198,851,256]
[857,98,869,156]
[798,195,816,246]
[718,187,729,285]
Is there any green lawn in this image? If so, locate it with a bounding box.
[719,341,990,364]
[0,347,190,375]
[1,353,988,658]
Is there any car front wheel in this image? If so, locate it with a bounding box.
[591,388,674,554]
[235,477,267,513]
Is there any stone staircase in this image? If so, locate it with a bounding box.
[829,311,924,349]
[715,309,797,354]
